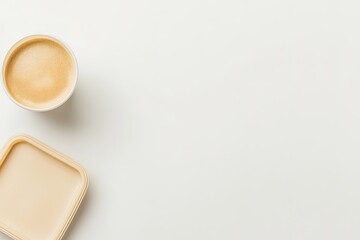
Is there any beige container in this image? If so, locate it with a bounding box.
[0,135,88,240]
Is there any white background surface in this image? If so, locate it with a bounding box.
[0,0,360,239]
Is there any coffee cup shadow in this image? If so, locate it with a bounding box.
[38,91,81,130]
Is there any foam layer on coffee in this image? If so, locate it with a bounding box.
[3,36,76,110]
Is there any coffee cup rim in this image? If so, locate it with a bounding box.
[2,34,78,112]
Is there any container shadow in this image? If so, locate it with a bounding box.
[62,185,93,240]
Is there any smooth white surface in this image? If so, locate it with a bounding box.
[0,1,359,239]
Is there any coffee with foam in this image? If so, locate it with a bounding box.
[3,35,77,111]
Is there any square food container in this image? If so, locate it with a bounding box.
[0,135,88,240]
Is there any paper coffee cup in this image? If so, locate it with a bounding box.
[2,35,78,112]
